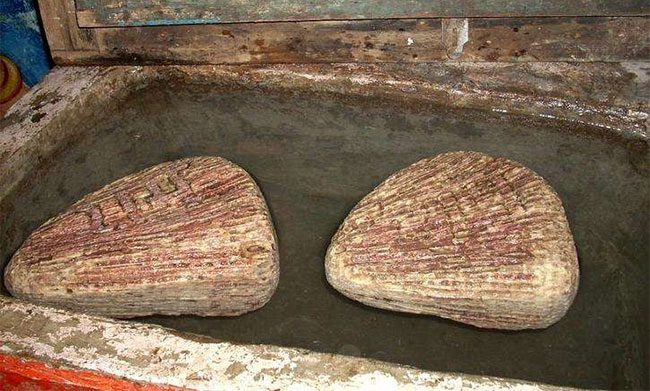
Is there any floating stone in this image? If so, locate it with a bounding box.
[5,157,279,318]
[325,151,578,330]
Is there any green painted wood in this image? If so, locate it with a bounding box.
[75,0,650,27]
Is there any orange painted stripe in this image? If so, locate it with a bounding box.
[0,56,23,104]
[0,354,181,391]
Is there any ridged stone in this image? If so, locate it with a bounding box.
[326,151,578,330]
[5,157,279,318]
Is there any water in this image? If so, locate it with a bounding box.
[1,80,647,389]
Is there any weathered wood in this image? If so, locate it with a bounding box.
[74,0,649,28]
[53,17,650,65]
[37,0,96,52]
[34,0,649,65]
[465,17,650,62]
[94,19,447,64]
[326,151,579,330]
[36,0,73,51]
[5,157,280,318]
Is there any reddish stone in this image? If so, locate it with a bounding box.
[5,157,279,318]
[326,151,578,330]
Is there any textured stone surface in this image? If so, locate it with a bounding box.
[326,151,579,330]
[4,156,279,317]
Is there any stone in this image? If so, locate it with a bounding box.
[4,156,279,318]
[325,151,579,330]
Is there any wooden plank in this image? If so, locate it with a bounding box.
[37,0,73,51]
[37,0,97,52]
[465,17,650,62]
[62,0,96,50]
[93,19,444,64]
[74,0,650,28]
[68,17,649,65]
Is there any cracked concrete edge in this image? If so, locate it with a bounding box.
[0,66,148,202]
[147,62,649,138]
[1,63,647,203]
[0,297,573,390]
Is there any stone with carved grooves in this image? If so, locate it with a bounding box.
[4,157,279,318]
[326,151,578,330]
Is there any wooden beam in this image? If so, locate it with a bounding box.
[74,0,649,28]
[35,0,649,66]
[37,0,97,53]
[52,17,649,65]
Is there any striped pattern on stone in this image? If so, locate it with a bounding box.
[4,156,279,318]
[326,151,578,330]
